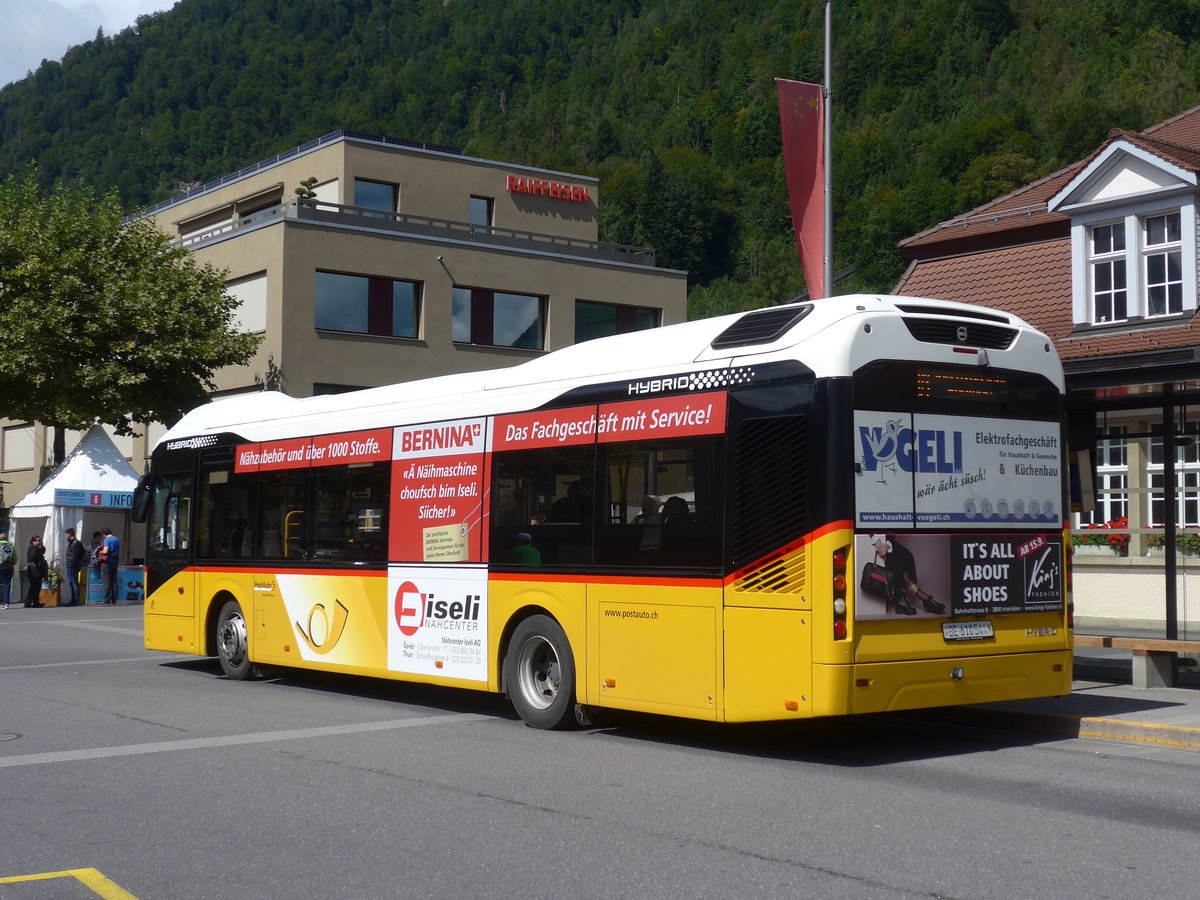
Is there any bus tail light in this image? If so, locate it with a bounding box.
[832,545,849,640]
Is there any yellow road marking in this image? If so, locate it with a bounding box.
[0,868,139,898]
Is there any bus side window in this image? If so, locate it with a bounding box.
[197,462,256,560]
[150,472,193,556]
[597,438,724,571]
[262,470,310,560]
[489,446,594,567]
[311,462,389,563]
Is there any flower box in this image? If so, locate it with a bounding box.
[1073,544,1128,557]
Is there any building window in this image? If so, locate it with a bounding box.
[1084,208,1193,325]
[1149,425,1200,529]
[353,179,398,215]
[1075,427,1129,530]
[315,272,419,338]
[226,272,267,333]
[452,287,544,349]
[2,424,36,472]
[469,196,493,232]
[1090,223,1127,323]
[1144,212,1183,317]
[575,300,660,343]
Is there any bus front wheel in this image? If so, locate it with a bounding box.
[216,600,254,680]
[505,615,576,729]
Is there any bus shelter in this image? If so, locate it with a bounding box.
[8,425,144,602]
[1066,361,1200,642]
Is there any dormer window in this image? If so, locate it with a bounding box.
[1051,139,1197,329]
[1090,222,1127,323]
[1078,207,1193,326]
[1144,212,1182,316]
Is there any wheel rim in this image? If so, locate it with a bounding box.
[218,609,248,668]
[515,635,560,711]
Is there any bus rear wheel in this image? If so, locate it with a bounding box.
[216,600,254,680]
[505,615,576,729]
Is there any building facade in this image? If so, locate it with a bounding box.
[896,106,1200,633]
[1,131,687,522]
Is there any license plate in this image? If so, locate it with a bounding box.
[942,620,994,642]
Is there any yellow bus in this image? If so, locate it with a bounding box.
[138,295,1072,728]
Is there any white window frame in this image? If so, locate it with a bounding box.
[1075,426,1129,528]
[1088,220,1127,324]
[1070,198,1197,325]
[1143,211,1183,317]
[1148,422,1200,529]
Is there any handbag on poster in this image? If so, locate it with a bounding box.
[860,554,893,599]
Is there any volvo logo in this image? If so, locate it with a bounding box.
[955,325,969,343]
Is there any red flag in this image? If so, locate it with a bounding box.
[776,78,825,299]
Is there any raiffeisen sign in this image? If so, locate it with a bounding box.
[506,174,590,203]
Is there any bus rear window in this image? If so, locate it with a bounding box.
[854,361,1059,418]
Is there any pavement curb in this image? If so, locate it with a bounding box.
[904,704,1200,751]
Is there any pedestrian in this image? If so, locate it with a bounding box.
[100,528,121,605]
[0,529,15,610]
[24,535,48,608]
[63,527,86,607]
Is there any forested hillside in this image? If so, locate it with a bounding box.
[2,0,1199,314]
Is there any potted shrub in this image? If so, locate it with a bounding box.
[1145,532,1200,557]
[39,566,63,607]
[1070,516,1130,556]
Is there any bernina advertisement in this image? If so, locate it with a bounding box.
[855,411,1061,529]
[854,532,1064,620]
[391,418,487,563]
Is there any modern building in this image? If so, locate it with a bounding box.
[895,105,1200,633]
[1,131,688,522]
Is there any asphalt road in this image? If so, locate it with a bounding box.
[2,606,1198,899]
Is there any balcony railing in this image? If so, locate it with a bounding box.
[142,129,463,217]
[177,199,659,266]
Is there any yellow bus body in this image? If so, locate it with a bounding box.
[145,524,1071,722]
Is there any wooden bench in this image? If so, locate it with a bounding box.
[1074,634,1200,688]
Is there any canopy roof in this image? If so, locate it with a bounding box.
[11,425,140,519]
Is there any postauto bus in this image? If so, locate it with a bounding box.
[138,295,1071,728]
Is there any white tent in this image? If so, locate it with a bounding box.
[9,425,142,569]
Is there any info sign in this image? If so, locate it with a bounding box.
[390,418,487,563]
[53,489,133,509]
[853,532,1064,620]
[855,412,1061,529]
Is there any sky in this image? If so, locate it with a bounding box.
[0,0,176,88]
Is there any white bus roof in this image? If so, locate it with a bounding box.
[159,295,1061,447]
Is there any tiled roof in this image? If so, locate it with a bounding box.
[899,239,1073,340]
[899,167,1078,251]
[898,238,1200,361]
[1145,102,1200,146]
[896,105,1200,367]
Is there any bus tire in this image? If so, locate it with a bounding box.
[505,615,576,729]
[216,599,255,680]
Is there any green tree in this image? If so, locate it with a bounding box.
[0,165,261,463]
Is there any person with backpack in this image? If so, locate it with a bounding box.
[99,528,121,605]
[63,527,86,607]
[0,529,15,610]
[23,535,48,608]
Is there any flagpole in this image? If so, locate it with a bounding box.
[823,0,833,296]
